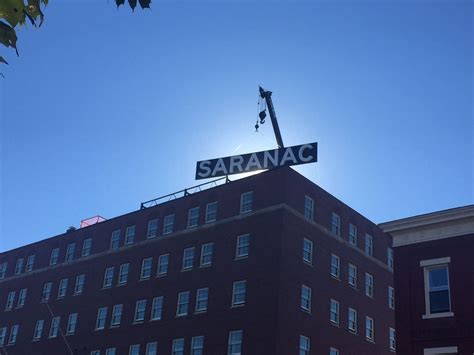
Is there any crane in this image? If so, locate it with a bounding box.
[256,86,285,149]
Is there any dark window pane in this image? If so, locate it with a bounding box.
[429,268,448,289]
[430,290,450,313]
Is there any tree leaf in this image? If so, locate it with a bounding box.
[0,56,8,65]
[25,0,45,27]
[116,0,125,7]
[0,0,28,28]
[138,0,151,9]
[128,0,137,11]
[0,21,19,55]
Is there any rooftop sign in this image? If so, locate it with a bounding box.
[195,142,318,180]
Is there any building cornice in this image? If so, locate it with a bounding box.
[379,205,474,247]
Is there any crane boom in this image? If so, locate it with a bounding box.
[259,86,285,148]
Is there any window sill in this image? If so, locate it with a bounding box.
[102,286,112,290]
[348,330,358,336]
[300,308,311,315]
[199,264,212,269]
[422,312,454,319]
[132,320,144,325]
[110,324,120,328]
[303,260,313,267]
[175,314,188,318]
[194,310,207,315]
[234,256,248,261]
[156,273,167,278]
[331,275,341,281]
[365,338,375,344]
[116,283,127,287]
[330,321,340,328]
[181,268,193,272]
[231,303,245,309]
[139,277,151,281]
[150,318,161,322]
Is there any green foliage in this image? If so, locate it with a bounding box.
[0,0,151,74]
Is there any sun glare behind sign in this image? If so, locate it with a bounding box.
[195,142,318,180]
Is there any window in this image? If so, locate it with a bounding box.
[236,234,250,259]
[330,299,339,325]
[365,234,373,256]
[118,263,129,285]
[157,254,169,276]
[50,248,60,265]
[65,243,76,262]
[141,257,153,279]
[389,327,396,351]
[134,299,147,322]
[188,206,200,228]
[300,285,311,312]
[5,291,15,310]
[42,282,52,302]
[388,286,395,309]
[106,349,117,355]
[176,291,190,316]
[172,338,184,355]
[111,304,123,326]
[74,274,86,295]
[421,259,452,317]
[299,335,310,355]
[33,320,44,340]
[200,243,214,267]
[96,307,107,330]
[191,336,204,355]
[195,288,209,312]
[331,212,340,236]
[0,327,5,346]
[17,288,27,307]
[0,262,7,279]
[49,316,60,338]
[58,278,68,298]
[66,313,78,334]
[125,225,136,245]
[387,247,394,270]
[26,255,35,272]
[365,273,374,297]
[14,258,24,275]
[349,223,357,246]
[303,238,313,264]
[348,307,357,333]
[82,238,92,257]
[146,342,158,355]
[103,267,115,288]
[182,247,195,270]
[365,316,374,341]
[110,230,121,250]
[240,191,253,213]
[330,254,340,278]
[348,264,357,288]
[129,344,140,355]
[330,348,339,355]
[163,214,175,234]
[91,351,101,355]
[147,219,158,239]
[304,196,314,220]
[227,330,242,355]
[232,280,246,306]
[205,201,218,223]
[8,325,19,345]
[151,296,163,320]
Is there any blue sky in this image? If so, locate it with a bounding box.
[0,0,472,251]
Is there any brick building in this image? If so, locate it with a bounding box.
[380,205,474,355]
[0,167,395,355]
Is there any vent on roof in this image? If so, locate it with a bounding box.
[67,226,77,233]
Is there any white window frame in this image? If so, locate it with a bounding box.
[365,316,374,341]
[176,291,190,317]
[388,247,394,270]
[146,342,158,355]
[50,248,60,265]
[95,307,107,330]
[110,230,121,250]
[0,262,7,279]
[195,287,209,313]
[141,257,153,279]
[388,286,395,309]
[303,238,313,264]
[236,234,250,259]
[151,296,163,321]
[330,348,339,355]
[74,274,85,295]
[111,304,123,326]
[25,255,35,272]
[118,263,129,285]
[129,344,140,355]
[205,201,218,223]
[423,347,458,355]
[33,320,44,340]
[240,191,253,214]
[163,214,175,234]
[65,243,75,262]
[14,258,24,275]
[200,243,214,267]
[17,288,28,307]
[106,348,117,355]
[125,225,136,245]
[58,278,68,298]
[348,263,357,288]
[349,223,357,246]
[82,238,92,257]
[365,272,374,297]
[389,327,396,351]
[348,307,357,333]
[172,338,185,355]
[331,254,340,278]
[365,233,373,256]
[331,212,341,236]
[42,282,52,302]
[191,336,204,354]
[330,299,339,326]
[0,327,5,346]
[157,254,169,276]
[5,291,15,310]
[147,218,159,239]
[299,335,310,354]
[134,299,147,322]
[103,267,115,288]
[232,280,246,307]
[187,206,200,228]
[66,313,78,334]
[8,324,19,345]
[49,316,60,338]
[420,257,454,319]
[304,195,314,220]
[182,247,195,270]
[227,330,242,355]
[300,285,311,312]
